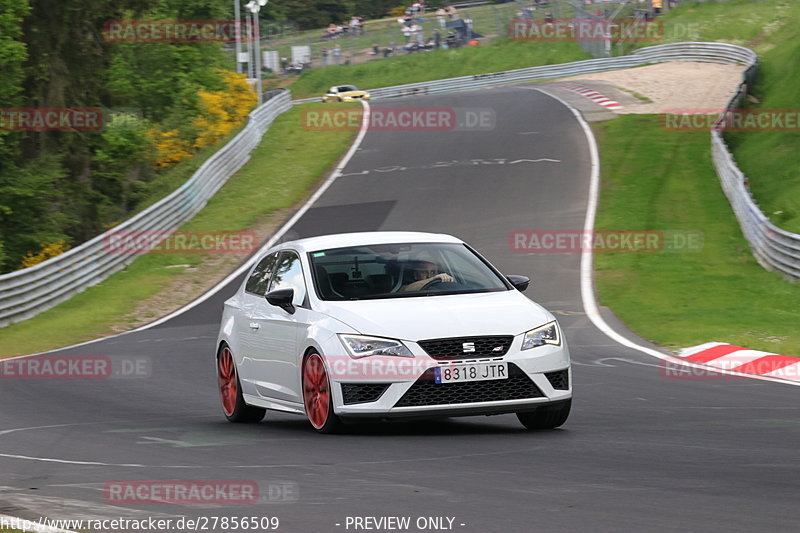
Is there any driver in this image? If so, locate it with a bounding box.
[402,259,454,292]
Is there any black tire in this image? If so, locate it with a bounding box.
[302,352,345,434]
[516,399,571,430]
[217,344,266,423]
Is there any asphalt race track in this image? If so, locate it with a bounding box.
[1,88,798,533]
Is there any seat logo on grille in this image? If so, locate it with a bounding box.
[462,342,475,353]
[492,346,505,352]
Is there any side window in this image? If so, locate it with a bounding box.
[269,251,307,306]
[245,253,279,295]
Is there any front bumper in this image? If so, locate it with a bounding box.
[327,338,571,417]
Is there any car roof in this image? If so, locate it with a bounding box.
[274,231,463,253]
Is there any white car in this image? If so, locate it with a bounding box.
[216,232,571,433]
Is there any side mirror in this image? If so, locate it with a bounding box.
[506,275,530,292]
[265,288,296,314]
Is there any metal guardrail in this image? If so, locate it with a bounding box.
[0,90,293,327]
[710,60,800,279]
[2,41,795,328]
[335,42,756,101]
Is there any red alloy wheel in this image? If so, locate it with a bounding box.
[218,346,237,417]
[303,353,331,429]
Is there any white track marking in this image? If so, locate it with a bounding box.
[8,100,371,360]
[532,87,800,388]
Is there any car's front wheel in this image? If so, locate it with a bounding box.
[516,399,571,430]
[302,352,344,434]
[217,344,266,423]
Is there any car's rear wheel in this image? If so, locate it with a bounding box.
[217,344,266,423]
[516,399,571,430]
[303,352,344,434]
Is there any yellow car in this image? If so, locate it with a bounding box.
[321,85,371,103]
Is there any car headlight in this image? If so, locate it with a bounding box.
[521,321,560,350]
[338,335,413,358]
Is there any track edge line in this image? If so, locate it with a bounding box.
[533,87,800,388]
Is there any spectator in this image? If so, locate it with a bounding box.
[447,5,458,20]
[436,7,447,28]
[403,40,420,53]
[545,11,554,24]
[332,45,341,65]
[320,47,329,65]
[463,12,473,38]
[410,23,423,42]
[370,43,380,56]
[434,28,441,49]
[327,23,336,39]
[350,16,364,36]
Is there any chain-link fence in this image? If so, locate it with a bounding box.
[257,1,574,76]
[252,0,706,76]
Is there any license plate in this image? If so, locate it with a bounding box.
[434,362,508,384]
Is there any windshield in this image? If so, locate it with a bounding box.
[309,243,509,301]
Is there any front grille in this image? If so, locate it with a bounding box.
[418,336,513,360]
[341,383,390,405]
[394,363,543,407]
[545,369,569,390]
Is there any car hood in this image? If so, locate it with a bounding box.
[340,91,368,97]
[315,290,553,341]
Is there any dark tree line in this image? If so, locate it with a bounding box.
[0,0,408,273]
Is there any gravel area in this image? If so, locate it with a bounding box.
[561,62,748,113]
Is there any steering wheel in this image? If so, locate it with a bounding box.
[421,277,443,290]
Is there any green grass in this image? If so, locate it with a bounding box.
[620,0,796,55]
[136,125,245,211]
[288,38,589,98]
[624,1,800,232]
[593,115,800,355]
[719,2,800,233]
[0,103,359,357]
